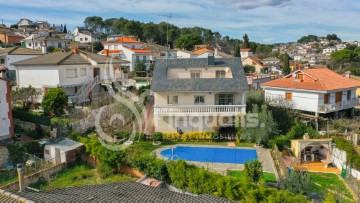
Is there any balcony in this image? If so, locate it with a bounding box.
[132,60,151,64]
[318,98,359,113]
[154,105,246,116]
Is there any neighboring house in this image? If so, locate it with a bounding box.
[146,44,177,60]
[263,57,280,66]
[246,74,282,90]
[175,49,198,58]
[0,33,24,46]
[242,56,269,73]
[261,68,360,117]
[152,56,248,132]
[193,47,232,59]
[322,47,337,55]
[44,138,84,164]
[100,36,151,71]
[0,46,43,82]
[17,18,34,31]
[0,181,229,202]
[12,49,128,100]
[240,48,253,59]
[0,78,14,140]
[336,44,347,51]
[21,35,67,51]
[35,21,50,29]
[73,27,96,43]
[293,55,305,62]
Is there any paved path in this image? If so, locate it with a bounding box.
[256,147,279,181]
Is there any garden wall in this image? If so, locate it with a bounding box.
[332,147,360,180]
[0,146,9,168]
[14,119,51,133]
[0,163,66,190]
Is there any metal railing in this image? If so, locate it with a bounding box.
[154,105,246,115]
[318,98,359,113]
[70,76,100,105]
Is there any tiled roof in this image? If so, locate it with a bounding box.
[152,57,249,92]
[193,47,214,55]
[261,67,360,91]
[123,46,151,53]
[240,48,252,52]
[99,49,122,55]
[0,47,42,55]
[7,181,232,202]
[103,36,140,44]
[12,51,128,66]
[245,56,269,68]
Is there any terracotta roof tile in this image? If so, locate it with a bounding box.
[261,67,360,91]
[123,46,151,53]
[103,36,140,44]
[193,47,214,55]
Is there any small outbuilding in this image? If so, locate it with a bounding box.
[44,138,84,164]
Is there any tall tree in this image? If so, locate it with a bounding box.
[243,33,250,48]
[63,24,67,33]
[84,16,103,33]
[175,34,202,51]
[233,43,240,57]
[283,53,291,75]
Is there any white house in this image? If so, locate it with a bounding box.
[322,47,337,55]
[193,47,232,59]
[99,36,151,71]
[44,138,84,164]
[175,49,197,58]
[152,56,248,132]
[12,49,129,102]
[336,44,347,51]
[0,78,14,140]
[240,48,253,59]
[261,68,360,117]
[21,35,67,51]
[73,27,96,43]
[242,56,269,73]
[0,47,43,82]
[293,55,306,62]
[17,19,34,31]
[146,44,177,60]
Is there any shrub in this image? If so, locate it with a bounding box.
[134,132,146,141]
[152,132,163,142]
[115,131,130,141]
[244,160,263,184]
[97,163,114,179]
[280,170,312,195]
[42,88,68,116]
[333,137,360,170]
[7,142,44,164]
[163,132,214,142]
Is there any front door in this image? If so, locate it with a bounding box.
[93,68,100,79]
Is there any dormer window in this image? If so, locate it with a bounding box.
[191,71,201,78]
[216,70,226,78]
[297,73,304,80]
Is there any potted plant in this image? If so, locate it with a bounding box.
[152,132,163,145]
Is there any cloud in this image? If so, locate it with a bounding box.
[263,38,275,42]
[220,0,291,10]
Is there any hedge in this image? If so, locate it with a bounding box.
[12,109,51,126]
[333,137,360,170]
[163,132,215,142]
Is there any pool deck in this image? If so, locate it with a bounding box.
[154,144,278,179]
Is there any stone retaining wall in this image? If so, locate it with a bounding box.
[14,119,51,133]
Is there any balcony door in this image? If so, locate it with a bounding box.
[217,94,234,105]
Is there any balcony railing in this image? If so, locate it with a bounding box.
[154,105,246,115]
[318,98,359,113]
[132,60,151,64]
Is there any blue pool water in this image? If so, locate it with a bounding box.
[160,146,258,164]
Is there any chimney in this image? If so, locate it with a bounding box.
[41,46,47,54]
[303,133,309,140]
[344,71,351,78]
[17,163,25,192]
[71,47,79,54]
[104,49,109,57]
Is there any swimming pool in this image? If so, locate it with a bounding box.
[160,146,258,164]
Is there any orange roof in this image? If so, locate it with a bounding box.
[262,67,360,91]
[193,47,214,55]
[123,46,151,53]
[103,36,140,44]
[240,48,252,52]
[100,49,121,54]
[247,56,269,68]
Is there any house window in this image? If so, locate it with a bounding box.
[0,59,4,64]
[190,71,201,78]
[132,45,135,49]
[297,73,304,80]
[143,56,146,62]
[136,55,140,61]
[80,68,86,76]
[335,92,342,103]
[45,149,50,155]
[324,93,330,104]
[218,94,233,105]
[216,70,226,78]
[167,95,178,105]
[66,69,77,78]
[285,92,292,100]
[85,38,88,41]
[194,96,205,104]
[58,42,62,48]
[80,38,83,41]
[28,43,31,47]
[347,90,352,100]
[35,42,38,47]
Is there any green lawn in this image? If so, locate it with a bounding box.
[310,172,354,202]
[30,163,136,190]
[235,142,255,148]
[227,170,277,183]
[0,171,18,186]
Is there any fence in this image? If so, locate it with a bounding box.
[12,109,51,126]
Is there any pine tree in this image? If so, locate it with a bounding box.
[283,53,291,75]
[63,24,67,33]
[233,43,241,57]
[243,33,250,48]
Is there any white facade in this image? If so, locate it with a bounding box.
[322,47,337,55]
[176,50,197,58]
[23,39,67,50]
[264,88,358,114]
[240,50,253,59]
[0,79,12,140]
[73,27,95,43]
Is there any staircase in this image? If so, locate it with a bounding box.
[71,76,100,105]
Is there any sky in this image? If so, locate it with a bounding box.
[1,0,360,44]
